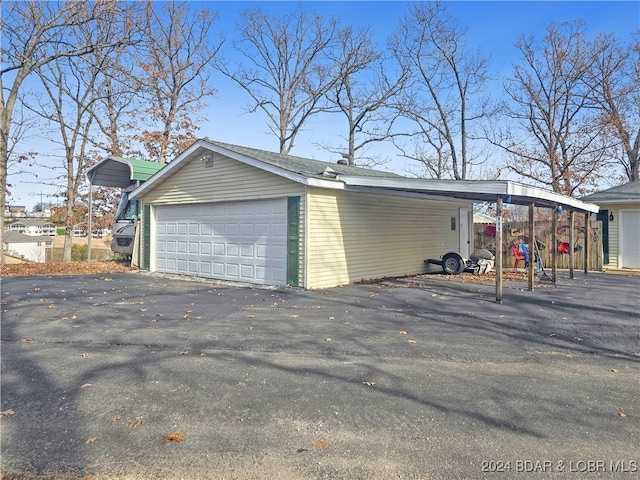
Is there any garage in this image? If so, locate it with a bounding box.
[154,198,288,285]
[619,210,640,269]
[130,139,600,293]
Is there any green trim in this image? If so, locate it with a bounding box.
[596,210,609,264]
[142,204,151,269]
[286,196,301,286]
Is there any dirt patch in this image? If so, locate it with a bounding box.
[0,260,136,278]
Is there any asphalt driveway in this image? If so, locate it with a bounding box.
[1,271,638,479]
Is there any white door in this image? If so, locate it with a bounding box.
[459,207,471,258]
[155,199,288,285]
[619,210,640,269]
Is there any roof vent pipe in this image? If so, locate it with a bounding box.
[337,159,348,165]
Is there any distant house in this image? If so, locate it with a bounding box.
[582,181,640,270]
[8,219,57,236]
[3,231,53,263]
[73,224,87,237]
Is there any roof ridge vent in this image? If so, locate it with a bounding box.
[321,166,338,178]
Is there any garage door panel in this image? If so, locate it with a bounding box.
[227,243,239,256]
[240,264,254,279]
[256,245,267,258]
[155,199,288,285]
[272,245,287,260]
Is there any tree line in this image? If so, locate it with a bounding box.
[1,0,638,262]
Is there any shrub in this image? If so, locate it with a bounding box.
[71,244,88,261]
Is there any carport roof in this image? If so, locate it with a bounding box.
[130,138,599,214]
[338,177,600,213]
[85,156,165,188]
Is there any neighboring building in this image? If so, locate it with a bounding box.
[128,139,598,288]
[73,224,87,237]
[8,219,57,236]
[3,231,53,263]
[582,181,640,271]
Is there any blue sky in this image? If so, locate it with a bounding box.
[203,1,639,170]
[9,1,639,209]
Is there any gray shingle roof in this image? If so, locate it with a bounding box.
[3,231,53,244]
[206,140,403,180]
[581,181,640,204]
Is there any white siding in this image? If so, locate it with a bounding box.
[306,189,469,289]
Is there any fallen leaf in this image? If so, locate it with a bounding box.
[399,331,407,335]
[0,409,15,417]
[127,419,146,428]
[608,368,619,373]
[85,437,97,444]
[79,353,90,357]
[574,337,583,342]
[362,381,376,387]
[290,314,299,318]
[80,383,93,389]
[618,410,628,418]
[325,338,332,342]
[408,339,417,344]
[314,440,331,449]
[246,314,255,319]
[110,416,121,423]
[20,338,34,343]
[162,431,184,444]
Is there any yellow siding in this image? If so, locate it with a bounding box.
[141,154,304,205]
[139,154,306,284]
[306,189,468,289]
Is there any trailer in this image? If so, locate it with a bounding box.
[425,249,495,275]
[86,157,165,258]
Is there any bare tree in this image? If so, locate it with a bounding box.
[88,24,145,158]
[493,21,611,195]
[585,32,640,182]
[29,11,140,261]
[214,6,338,154]
[135,1,221,164]
[391,1,491,180]
[0,0,126,262]
[323,26,409,166]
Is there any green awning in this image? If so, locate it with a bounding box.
[85,156,165,188]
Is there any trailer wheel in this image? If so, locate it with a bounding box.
[441,253,465,275]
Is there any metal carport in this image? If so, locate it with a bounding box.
[336,177,600,303]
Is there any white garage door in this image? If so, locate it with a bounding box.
[620,210,640,269]
[155,199,288,285]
